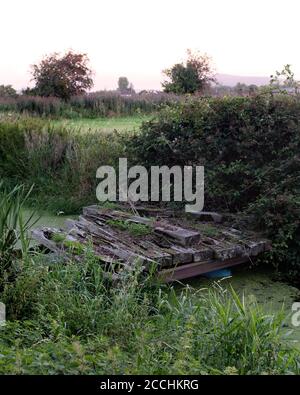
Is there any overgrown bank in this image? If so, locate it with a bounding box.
[0,116,125,213]
[1,95,300,374]
[0,95,299,278]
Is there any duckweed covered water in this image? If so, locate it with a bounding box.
[23,209,77,230]
[21,209,77,248]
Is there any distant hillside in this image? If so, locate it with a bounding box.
[216,73,269,87]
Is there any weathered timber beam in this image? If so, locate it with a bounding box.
[158,256,250,282]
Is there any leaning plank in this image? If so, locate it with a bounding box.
[78,216,156,260]
[32,228,64,254]
[74,217,157,268]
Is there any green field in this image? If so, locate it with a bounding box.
[53,115,152,133]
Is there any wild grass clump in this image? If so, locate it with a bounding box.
[0,249,299,374]
[107,219,152,236]
[70,91,181,117]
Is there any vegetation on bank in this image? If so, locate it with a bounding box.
[0,92,300,374]
[1,94,299,278]
[0,187,299,374]
[0,92,181,118]
[0,115,125,213]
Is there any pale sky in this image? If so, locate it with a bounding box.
[1,0,300,91]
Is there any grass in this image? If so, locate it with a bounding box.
[0,251,299,375]
[52,115,152,133]
[195,223,221,237]
[106,219,153,236]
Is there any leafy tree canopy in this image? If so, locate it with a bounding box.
[162,50,215,94]
[118,76,129,92]
[0,85,17,98]
[31,51,94,101]
[117,76,135,94]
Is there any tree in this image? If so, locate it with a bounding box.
[31,51,94,100]
[162,50,215,94]
[21,87,37,96]
[233,83,258,96]
[270,64,299,94]
[248,84,258,95]
[128,83,135,94]
[118,76,129,92]
[0,85,17,98]
[117,77,135,94]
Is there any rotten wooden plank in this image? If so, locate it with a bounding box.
[31,228,64,253]
[244,240,271,256]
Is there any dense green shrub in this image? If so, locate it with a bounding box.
[126,95,300,277]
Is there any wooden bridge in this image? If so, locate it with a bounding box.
[32,205,271,282]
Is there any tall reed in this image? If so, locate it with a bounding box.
[0,92,182,118]
[0,183,37,287]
